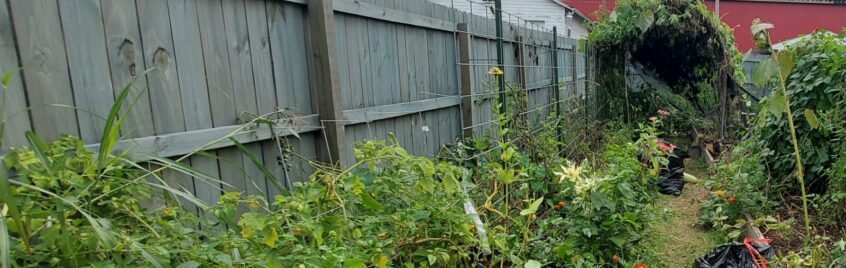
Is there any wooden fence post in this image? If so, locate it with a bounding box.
[308,0,347,165]
[457,23,476,138]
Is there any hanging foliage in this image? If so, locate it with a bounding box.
[588,0,745,134]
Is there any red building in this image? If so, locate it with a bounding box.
[563,0,846,51]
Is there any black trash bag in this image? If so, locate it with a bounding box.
[656,145,689,196]
[657,167,685,196]
[693,241,775,268]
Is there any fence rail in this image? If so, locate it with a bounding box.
[0,0,596,205]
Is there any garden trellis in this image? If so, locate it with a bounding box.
[0,0,597,206]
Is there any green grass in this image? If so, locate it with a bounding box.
[644,161,724,267]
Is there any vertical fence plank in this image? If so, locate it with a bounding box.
[169,0,212,132]
[59,0,115,143]
[246,0,275,198]
[167,0,215,211]
[218,0,261,202]
[137,0,186,135]
[197,0,235,128]
[246,0,276,116]
[287,9,313,115]
[266,2,299,112]
[196,0,236,204]
[101,0,155,139]
[0,0,30,149]
[9,0,79,141]
[395,24,412,149]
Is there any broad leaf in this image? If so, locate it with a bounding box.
[442,172,460,194]
[520,197,544,216]
[752,58,778,89]
[609,236,627,248]
[176,262,201,268]
[767,90,787,120]
[358,191,384,211]
[525,260,542,268]
[750,22,774,36]
[1,71,14,88]
[590,192,615,210]
[775,52,794,78]
[804,109,820,129]
[635,11,654,33]
[344,259,366,268]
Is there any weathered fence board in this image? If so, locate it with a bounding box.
[101,0,155,139]
[9,0,79,141]
[137,0,186,135]
[1,0,592,206]
[0,0,30,150]
[59,0,115,144]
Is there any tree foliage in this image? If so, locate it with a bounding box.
[589,0,744,127]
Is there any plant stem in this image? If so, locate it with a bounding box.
[767,34,812,240]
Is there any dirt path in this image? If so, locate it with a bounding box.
[650,160,721,267]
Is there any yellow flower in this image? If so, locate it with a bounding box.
[554,160,583,183]
[488,66,504,76]
[715,190,725,197]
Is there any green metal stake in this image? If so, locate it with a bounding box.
[494,0,506,116]
[552,27,562,153]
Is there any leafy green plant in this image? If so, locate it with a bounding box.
[832,238,846,267]
[697,135,779,234]
[589,0,745,133]
[756,30,846,198]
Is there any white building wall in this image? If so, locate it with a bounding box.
[566,16,589,39]
[428,0,587,39]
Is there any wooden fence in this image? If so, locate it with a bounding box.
[0,0,595,206]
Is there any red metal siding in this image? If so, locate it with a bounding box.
[703,1,846,51]
[563,0,846,51]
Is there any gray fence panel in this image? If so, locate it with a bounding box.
[1,0,593,205]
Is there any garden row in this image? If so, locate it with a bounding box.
[0,70,677,267]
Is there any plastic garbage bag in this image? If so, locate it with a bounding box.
[657,167,686,196]
[693,240,775,268]
[656,145,689,196]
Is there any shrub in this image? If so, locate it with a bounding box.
[697,136,779,236]
[758,31,846,195]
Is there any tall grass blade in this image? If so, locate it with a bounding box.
[97,80,135,172]
[113,159,209,211]
[147,156,232,190]
[24,131,53,176]
[130,240,163,268]
[228,138,286,194]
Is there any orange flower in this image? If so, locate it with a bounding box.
[635,263,649,268]
[612,255,620,263]
[729,197,736,204]
[657,140,676,153]
[558,201,566,207]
